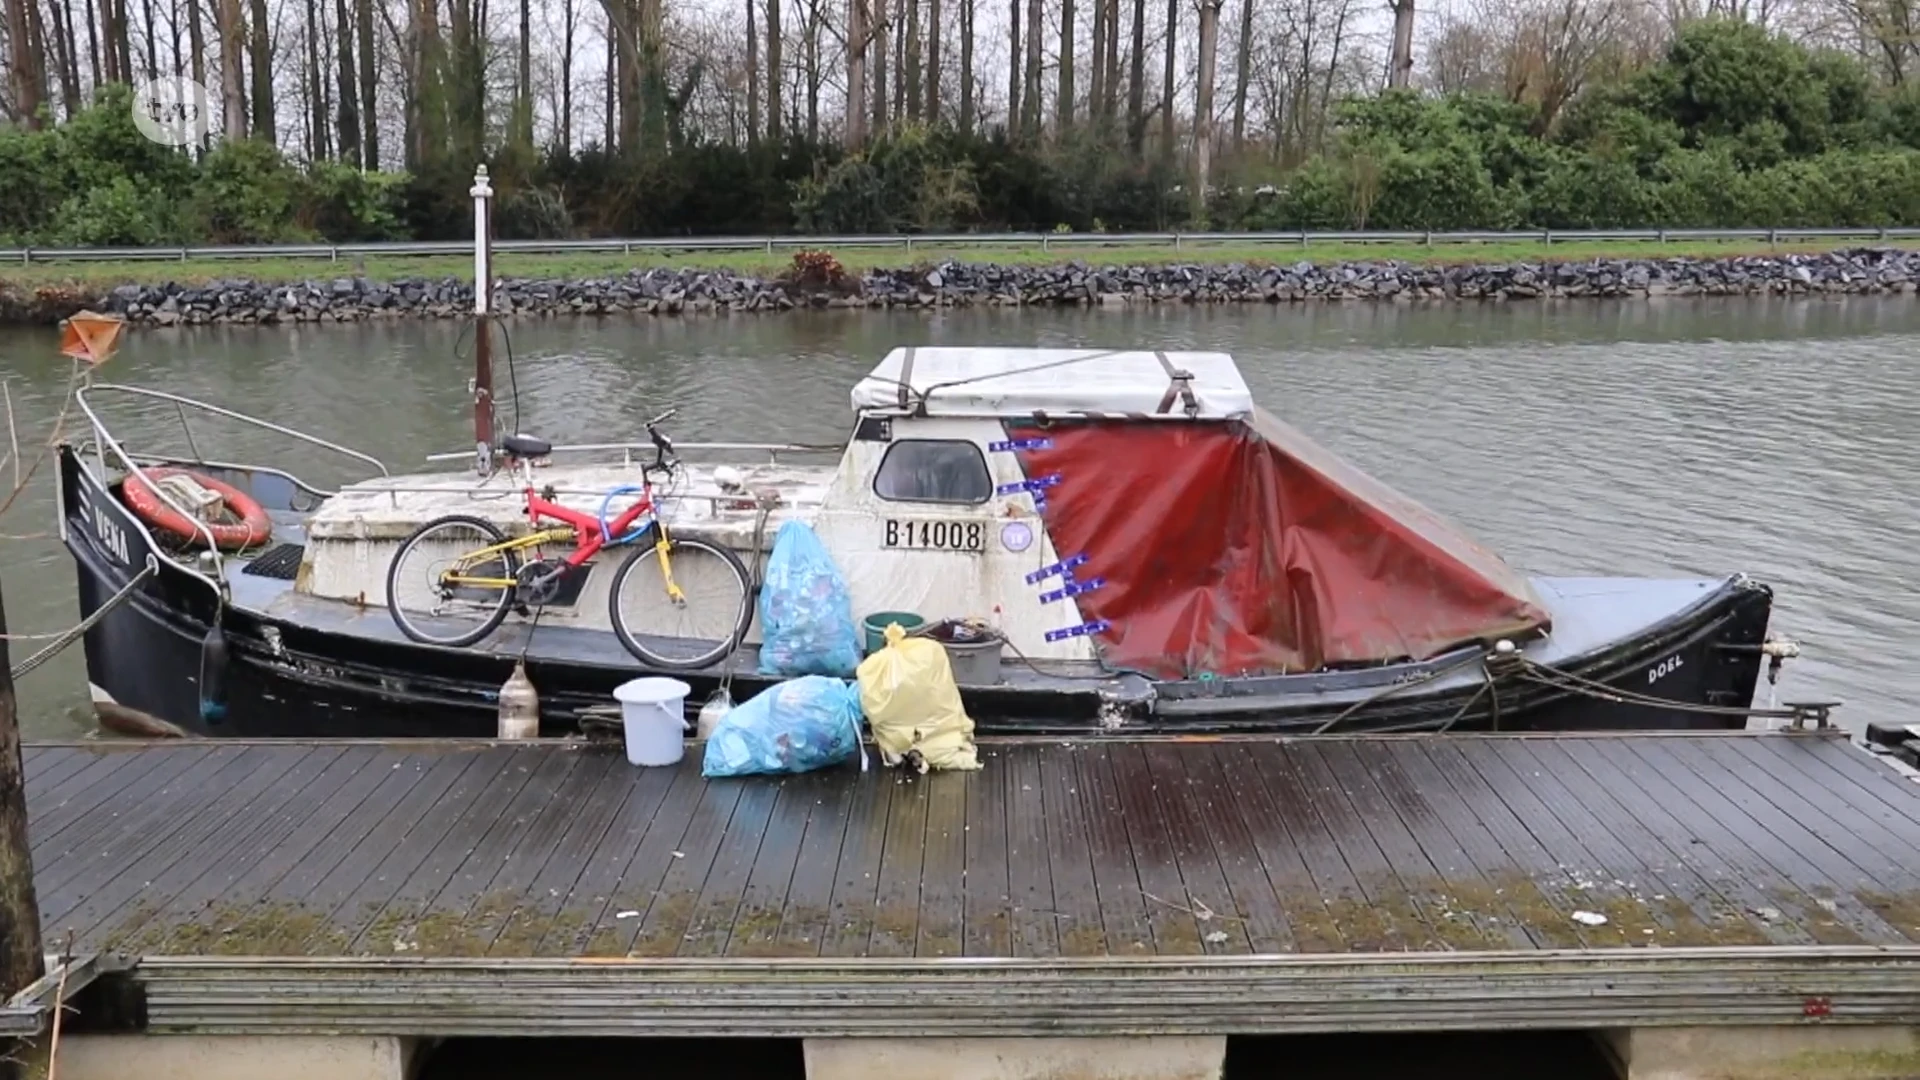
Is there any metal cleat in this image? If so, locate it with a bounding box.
[1784,701,1841,731]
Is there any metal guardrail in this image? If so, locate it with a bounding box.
[5,227,1919,266]
[0,953,124,1037]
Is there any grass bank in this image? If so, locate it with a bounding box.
[4,236,1918,289]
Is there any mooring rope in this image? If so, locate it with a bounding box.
[1306,644,1811,736]
[1510,654,1806,722]
[8,555,158,681]
[1310,647,1496,735]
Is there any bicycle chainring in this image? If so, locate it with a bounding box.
[515,560,570,606]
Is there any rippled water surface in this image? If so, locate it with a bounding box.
[5,296,1916,737]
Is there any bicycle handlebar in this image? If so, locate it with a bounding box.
[643,408,678,472]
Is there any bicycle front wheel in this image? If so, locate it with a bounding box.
[386,514,521,648]
[607,535,752,670]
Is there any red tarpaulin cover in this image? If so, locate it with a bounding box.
[1008,410,1550,679]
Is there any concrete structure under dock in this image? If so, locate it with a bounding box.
[15,730,1920,1079]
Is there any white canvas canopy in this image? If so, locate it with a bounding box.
[850,347,1256,419]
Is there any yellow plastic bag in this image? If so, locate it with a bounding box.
[855,622,982,772]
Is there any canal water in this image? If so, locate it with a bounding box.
[4,296,1916,737]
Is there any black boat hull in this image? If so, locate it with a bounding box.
[61,446,1775,739]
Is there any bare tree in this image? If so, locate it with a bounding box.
[250,0,275,140]
[8,0,47,125]
[219,0,246,138]
[926,0,939,120]
[1160,0,1176,157]
[846,0,868,145]
[1388,0,1414,87]
[357,0,378,163]
[183,0,209,134]
[892,0,904,116]
[141,0,157,77]
[1058,0,1074,131]
[407,0,444,165]
[747,0,760,139]
[802,0,823,137]
[604,17,616,146]
[1511,0,1634,128]
[1194,0,1219,214]
[767,0,782,139]
[1426,15,1500,94]
[1127,0,1144,148]
[1230,0,1253,145]
[307,0,330,158]
[48,0,82,118]
[1437,0,1636,129]
[1828,0,1920,83]
[517,0,537,150]
[905,0,919,118]
[1249,0,1364,162]
[1007,0,1019,129]
[82,0,101,87]
[1101,0,1118,121]
[101,0,128,83]
[1091,0,1106,122]
[871,0,887,134]
[1022,0,1039,133]
[556,0,579,151]
[959,0,973,129]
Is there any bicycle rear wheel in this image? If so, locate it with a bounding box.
[607,535,752,670]
[386,514,521,648]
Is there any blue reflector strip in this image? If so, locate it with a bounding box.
[988,437,1053,453]
[995,472,1062,497]
[1044,619,1111,643]
[1040,577,1106,604]
[1025,553,1089,584]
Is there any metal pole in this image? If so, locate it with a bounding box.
[470,166,495,476]
[0,575,46,1060]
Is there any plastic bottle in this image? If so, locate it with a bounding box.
[498,660,540,740]
[696,687,734,739]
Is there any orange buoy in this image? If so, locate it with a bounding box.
[122,467,272,551]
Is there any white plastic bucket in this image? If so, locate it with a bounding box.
[612,677,692,766]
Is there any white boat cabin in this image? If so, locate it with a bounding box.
[301,347,1249,665]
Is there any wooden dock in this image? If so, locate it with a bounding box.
[16,730,1920,1076]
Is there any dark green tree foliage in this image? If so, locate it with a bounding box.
[1215,22,1920,232]
[12,19,1920,243]
[0,85,406,244]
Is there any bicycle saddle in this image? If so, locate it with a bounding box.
[502,433,553,458]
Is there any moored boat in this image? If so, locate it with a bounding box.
[51,167,1808,741]
[56,343,1799,740]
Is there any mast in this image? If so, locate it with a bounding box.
[470,165,495,475]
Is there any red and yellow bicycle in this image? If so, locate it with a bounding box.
[384,410,752,670]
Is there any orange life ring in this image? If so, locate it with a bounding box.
[122,467,273,551]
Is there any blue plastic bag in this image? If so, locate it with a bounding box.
[701,676,866,778]
[757,520,862,677]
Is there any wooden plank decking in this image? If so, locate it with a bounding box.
[24,731,1920,961]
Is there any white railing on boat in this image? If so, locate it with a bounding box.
[74,382,391,598]
[364,482,792,515]
[422,441,843,465]
[79,384,390,480]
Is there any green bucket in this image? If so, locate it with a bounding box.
[862,610,926,654]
